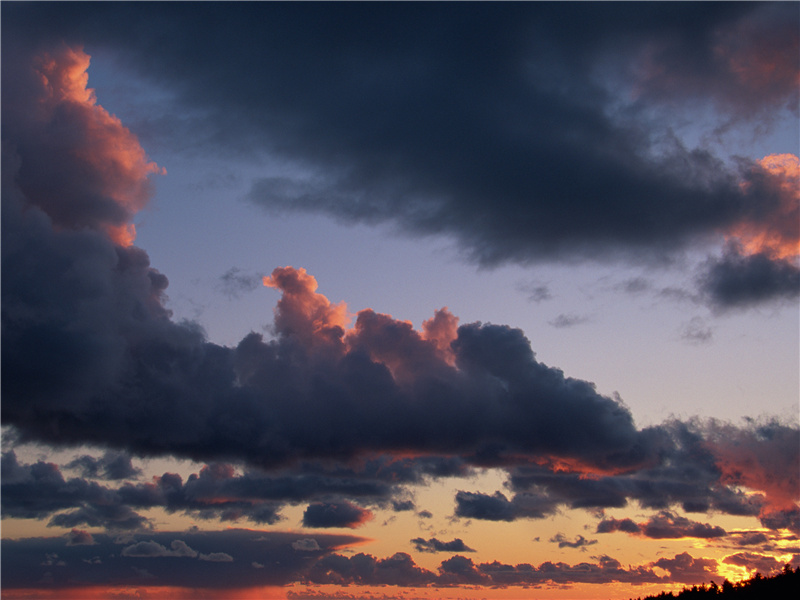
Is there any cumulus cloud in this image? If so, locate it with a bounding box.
[1,41,163,247]
[411,537,475,554]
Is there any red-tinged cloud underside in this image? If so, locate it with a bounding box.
[730,153,800,260]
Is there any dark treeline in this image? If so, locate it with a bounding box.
[628,565,799,600]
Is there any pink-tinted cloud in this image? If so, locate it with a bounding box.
[6,44,164,246]
[263,266,349,353]
[704,420,800,520]
[420,307,459,366]
[729,154,800,261]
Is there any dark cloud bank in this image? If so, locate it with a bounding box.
[5,2,800,291]
[2,1,799,594]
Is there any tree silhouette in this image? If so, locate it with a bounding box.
[626,565,799,599]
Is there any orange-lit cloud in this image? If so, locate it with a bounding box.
[421,307,459,367]
[264,266,457,381]
[729,154,800,260]
[705,421,800,518]
[20,44,164,246]
[263,266,350,352]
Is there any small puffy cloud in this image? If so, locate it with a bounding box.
[698,244,800,311]
[199,551,234,562]
[411,537,475,553]
[66,529,96,546]
[302,501,373,529]
[454,491,516,522]
[548,313,590,329]
[681,317,713,345]
[292,539,321,552]
[218,267,263,299]
[122,539,198,558]
[549,533,598,550]
[597,517,641,534]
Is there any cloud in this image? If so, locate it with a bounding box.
[549,533,598,550]
[638,511,727,539]
[1,451,150,530]
[1,41,164,247]
[652,552,719,585]
[2,529,366,590]
[680,317,713,344]
[411,537,475,554]
[302,501,373,529]
[122,539,198,558]
[218,267,264,299]
[597,517,641,534]
[548,313,591,329]
[65,529,96,546]
[0,20,798,596]
[597,511,728,540]
[723,552,786,575]
[698,243,800,311]
[516,281,553,303]
[66,450,142,480]
[6,3,797,301]
[293,539,321,552]
[453,491,518,522]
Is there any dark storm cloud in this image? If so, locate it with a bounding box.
[698,244,800,310]
[4,2,797,285]
[411,537,475,554]
[652,553,719,585]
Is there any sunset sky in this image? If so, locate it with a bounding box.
[2,2,799,599]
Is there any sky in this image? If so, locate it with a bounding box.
[1,2,799,599]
